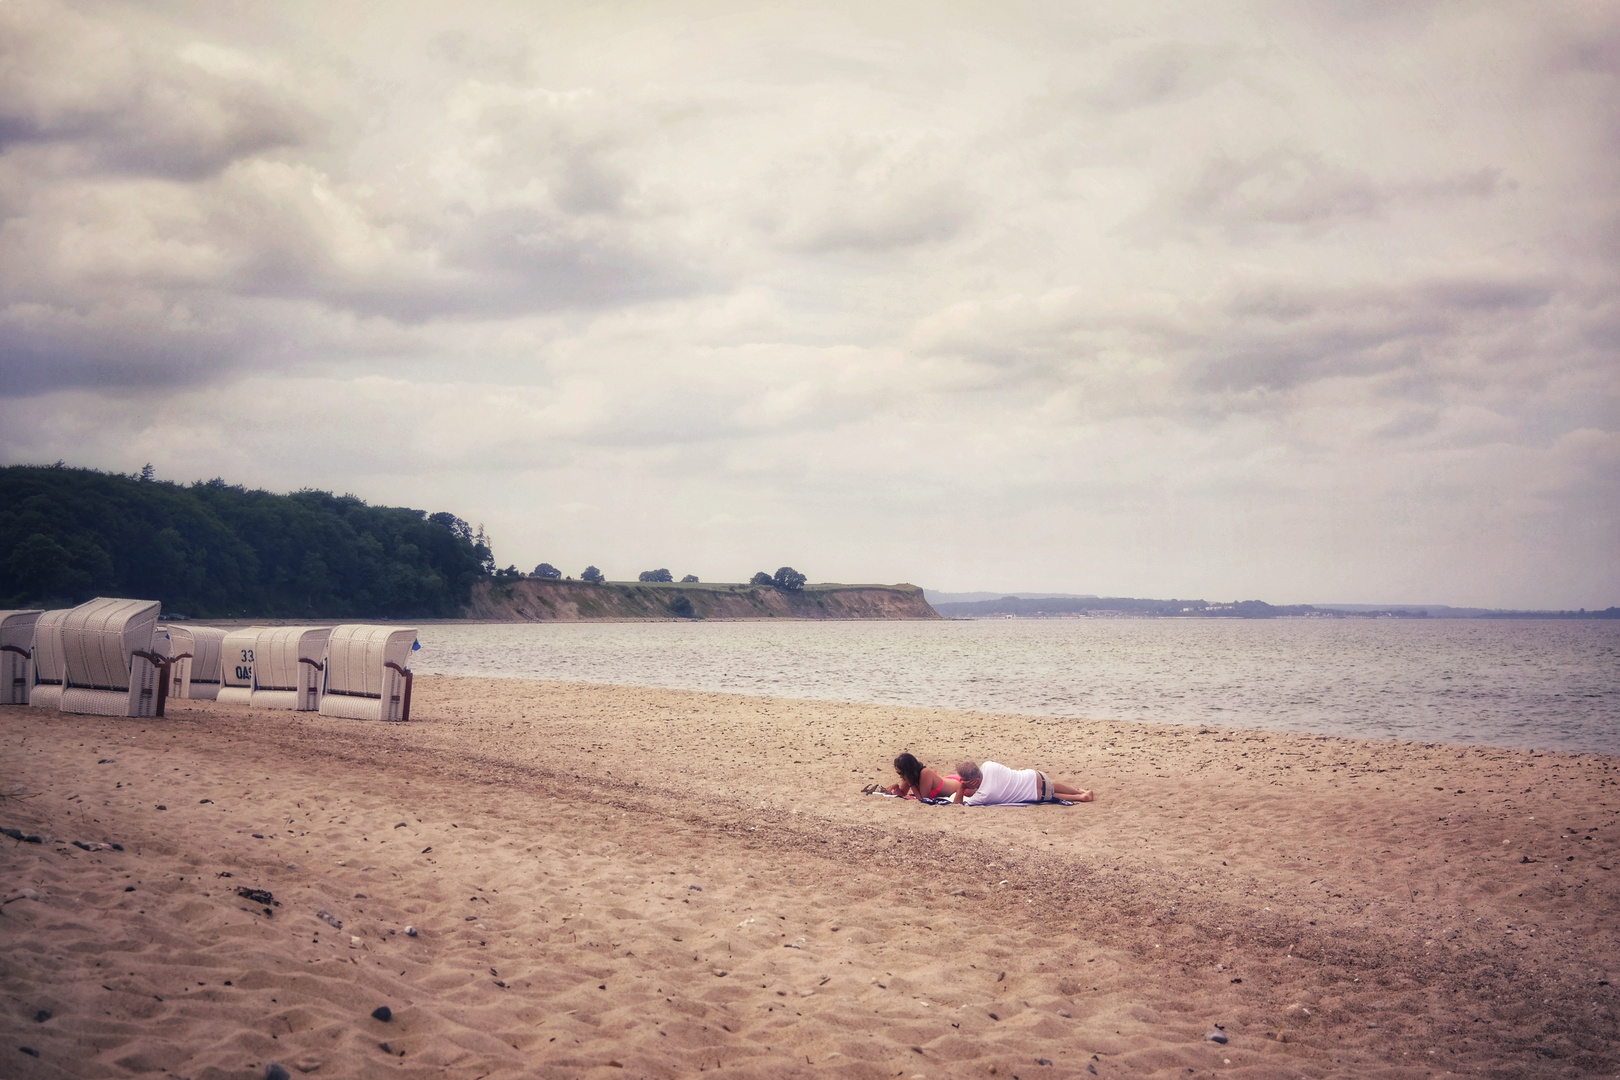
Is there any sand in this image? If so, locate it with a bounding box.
[2,677,1617,1079]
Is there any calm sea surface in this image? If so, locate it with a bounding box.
[416,619,1620,755]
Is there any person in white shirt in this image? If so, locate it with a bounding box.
[952,760,1094,805]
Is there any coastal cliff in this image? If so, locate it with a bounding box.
[465,579,940,621]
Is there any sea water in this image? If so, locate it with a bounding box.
[416,618,1620,755]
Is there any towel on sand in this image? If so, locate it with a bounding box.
[862,787,1072,807]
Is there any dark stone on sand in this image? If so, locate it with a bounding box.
[20,1046,40,1057]
[98,759,113,764]
[689,885,702,891]
[156,805,166,810]
[1205,1029,1228,1044]
[265,1063,291,1080]
[372,1006,392,1022]
[1037,1058,1053,1066]
[236,887,274,905]
[33,1010,50,1022]
[124,886,135,892]
[111,843,123,850]
[200,799,212,804]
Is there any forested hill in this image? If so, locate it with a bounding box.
[0,464,492,618]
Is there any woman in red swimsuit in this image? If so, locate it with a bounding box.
[884,752,960,800]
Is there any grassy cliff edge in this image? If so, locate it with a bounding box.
[465,579,940,621]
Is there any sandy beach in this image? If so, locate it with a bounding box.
[2,677,1617,1079]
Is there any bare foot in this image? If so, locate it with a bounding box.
[1075,789,1095,802]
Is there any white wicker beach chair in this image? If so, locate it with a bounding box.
[251,626,333,711]
[58,597,167,718]
[317,625,419,722]
[26,609,71,710]
[217,628,265,706]
[162,625,227,701]
[0,610,43,705]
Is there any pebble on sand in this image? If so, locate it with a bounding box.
[404,925,418,936]
[371,1006,392,1022]
[1206,1028,1229,1044]
[264,1063,291,1080]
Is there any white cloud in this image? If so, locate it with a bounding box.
[0,0,1615,607]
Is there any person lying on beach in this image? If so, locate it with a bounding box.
[883,752,961,800]
[952,760,1094,805]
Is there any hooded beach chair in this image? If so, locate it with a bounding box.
[163,625,227,701]
[251,626,333,711]
[26,609,71,710]
[57,597,168,718]
[217,628,264,705]
[317,625,419,722]
[0,610,43,705]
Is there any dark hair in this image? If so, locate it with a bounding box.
[893,752,924,786]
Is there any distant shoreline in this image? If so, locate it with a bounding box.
[929,594,1619,620]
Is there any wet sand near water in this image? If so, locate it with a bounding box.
[2,676,1618,1079]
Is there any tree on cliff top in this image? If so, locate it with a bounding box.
[639,568,673,582]
[773,567,807,591]
[581,565,604,583]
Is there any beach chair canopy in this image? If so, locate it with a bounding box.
[252,626,333,711]
[26,608,71,710]
[318,624,419,722]
[162,625,227,700]
[58,597,165,717]
[217,628,265,705]
[0,610,43,706]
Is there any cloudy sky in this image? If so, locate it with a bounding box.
[1,1,1615,608]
